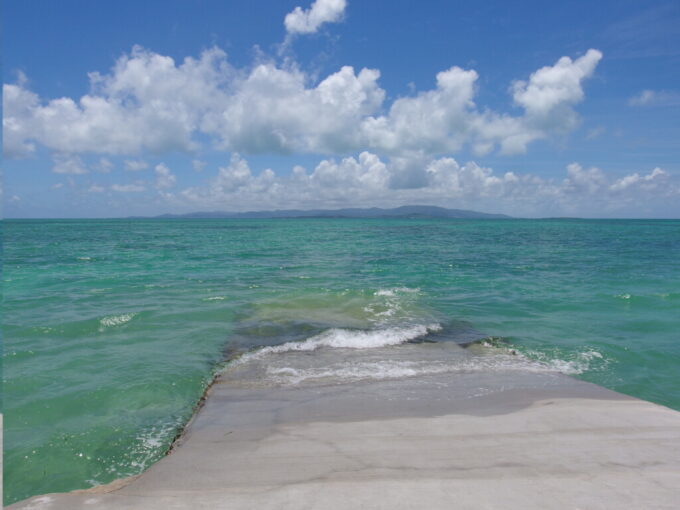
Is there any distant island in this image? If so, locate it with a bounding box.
[135,205,511,220]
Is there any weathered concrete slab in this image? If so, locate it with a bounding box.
[10,368,680,509]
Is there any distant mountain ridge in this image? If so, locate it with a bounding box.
[140,205,511,219]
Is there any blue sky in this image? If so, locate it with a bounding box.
[4,0,680,218]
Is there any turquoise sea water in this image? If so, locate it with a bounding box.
[3,218,680,504]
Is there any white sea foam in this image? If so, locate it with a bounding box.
[203,296,227,301]
[89,287,113,294]
[264,349,607,385]
[99,313,136,328]
[242,323,442,360]
[128,421,179,470]
[363,287,424,325]
[517,349,606,375]
[267,362,430,384]
[374,287,420,297]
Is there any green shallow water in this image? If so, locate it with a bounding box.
[3,218,680,504]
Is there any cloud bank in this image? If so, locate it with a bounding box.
[171,153,676,217]
[3,47,602,161]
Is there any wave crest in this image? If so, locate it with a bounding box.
[242,323,441,359]
[99,313,136,329]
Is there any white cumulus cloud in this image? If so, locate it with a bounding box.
[192,159,207,172]
[154,163,177,189]
[628,89,680,107]
[3,46,229,157]
[111,183,145,192]
[284,0,347,35]
[563,162,607,194]
[124,159,149,171]
[201,63,384,154]
[360,50,602,156]
[3,47,601,160]
[95,158,114,173]
[609,167,667,191]
[52,154,88,174]
[3,82,40,157]
[512,49,602,126]
[174,152,677,217]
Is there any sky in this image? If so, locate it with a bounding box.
[3,0,680,218]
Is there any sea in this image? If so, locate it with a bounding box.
[3,218,679,505]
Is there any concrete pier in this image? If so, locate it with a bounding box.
[9,366,680,509]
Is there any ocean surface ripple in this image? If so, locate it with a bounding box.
[3,218,680,504]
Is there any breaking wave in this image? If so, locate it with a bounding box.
[99,313,136,329]
[240,323,442,360]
